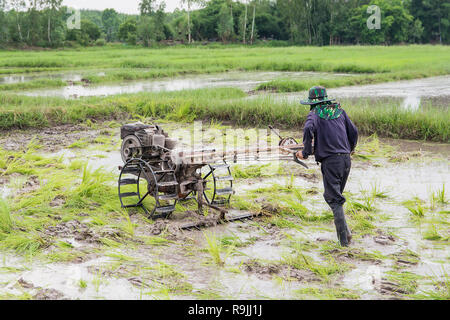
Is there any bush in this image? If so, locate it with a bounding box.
[95,38,106,46]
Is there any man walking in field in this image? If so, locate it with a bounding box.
[296,86,358,247]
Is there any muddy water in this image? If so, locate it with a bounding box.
[22,71,352,98]
[256,75,450,110]
[0,72,106,84]
[0,123,449,300]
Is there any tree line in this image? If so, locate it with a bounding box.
[0,0,448,48]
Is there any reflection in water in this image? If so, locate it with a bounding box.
[402,96,421,111]
[250,75,450,110]
[22,71,350,99]
[0,72,106,84]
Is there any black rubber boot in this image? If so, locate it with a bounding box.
[331,204,349,247]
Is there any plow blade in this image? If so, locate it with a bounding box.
[179,212,261,231]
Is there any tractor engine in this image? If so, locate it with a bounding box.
[120,122,177,163]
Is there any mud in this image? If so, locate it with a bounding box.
[0,121,448,300]
[45,220,100,244]
[0,123,99,153]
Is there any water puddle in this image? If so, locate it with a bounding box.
[22,71,350,98]
[0,72,105,85]
[0,122,448,300]
[254,75,450,110]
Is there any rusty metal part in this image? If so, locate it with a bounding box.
[179,212,261,230]
[118,123,308,223]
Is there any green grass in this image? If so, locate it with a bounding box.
[0,45,447,92]
[0,199,12,233]
[0,45,448,141]
[384,271,423,295]
[406,203,426,218]
[1,87,447,141]
[293,286,360,300]
[282,246,350,282]
[412,274,450,300]
[0,140,134,259]
[256,71,438,93]
[203,231,233,266]
[1,45,448,75]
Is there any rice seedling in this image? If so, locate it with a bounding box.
[370,182,389,199]
[423,225,445,241]
[232,163,282,179]
[68,138,89,149]
[78,279,87,289]
[0,198,12,233]
[319,241,386,263]
[45,248,85,263]
[293,286,360,300]
[412,271,450,300]
[383,271,423,295]
[390,249,420,266]
[346,209,377,236]
[105,252,137,262]
[203,231,234,266]
[0,292,33,300]
[347,194,376,213]
[406,203,426,218]
[429,184,448,209]
[141,236,173,246]
[282,251,350,283]
[0,232,45,256]
[266,216,303,230]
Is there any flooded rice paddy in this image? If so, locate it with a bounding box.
[0,121,448,300]
[254,75,450,110]
[21,71,352,98]
[0,72,106,85]
[15,70,449,112]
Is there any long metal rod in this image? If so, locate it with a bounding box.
[177,144,303,165]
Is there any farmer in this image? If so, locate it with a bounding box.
[296,86,358,247]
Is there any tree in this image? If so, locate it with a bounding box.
[153,3,167,41]
[26,1,43,45]
[82,19,101,41]
[409,18,424,43]
[9,0,26,42]
[102,8,119,42]
[138,15,153,46]
[139,0,156,15]
[410,0,449,44]
[239,0,248,43]
[249,0,257,44]
[119,18,137,42]
[41,0,63,45]
[216,2,233,42]
[0,1,8,45]
[181,0,205,43]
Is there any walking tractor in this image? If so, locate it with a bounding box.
[117,122,308,227]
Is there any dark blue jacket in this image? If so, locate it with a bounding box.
[302,109,358,162]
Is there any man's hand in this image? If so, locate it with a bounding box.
[296,150,305,160]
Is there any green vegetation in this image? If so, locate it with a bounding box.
[293,287,360,300]
[257,70,439,93]
[0,0,447,48]
[0,45,448,76]
[384,271,423,295]
[1,86,448,142]
[283,251,350,282]
[203,231,234,266]
[412,274,450,300]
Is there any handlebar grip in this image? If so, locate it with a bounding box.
[293,153,309,169]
